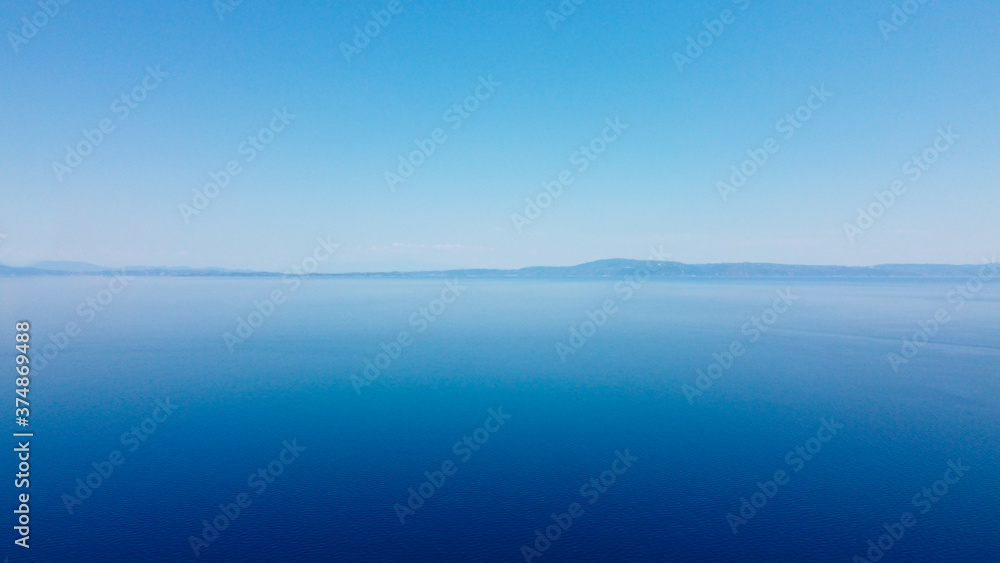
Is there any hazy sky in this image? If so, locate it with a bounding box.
[1,0,998,272]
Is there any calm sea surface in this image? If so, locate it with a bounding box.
[2,277,998,562]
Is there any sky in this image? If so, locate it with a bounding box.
[1,0,998,272]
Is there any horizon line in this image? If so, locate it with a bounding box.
[2,258,997,278]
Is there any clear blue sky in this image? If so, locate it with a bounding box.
[1,0,997,272]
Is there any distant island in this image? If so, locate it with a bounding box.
[1,259,993,278]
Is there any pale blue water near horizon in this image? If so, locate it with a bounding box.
[2,277,998,562]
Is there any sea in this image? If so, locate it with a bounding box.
[1,276,997,562]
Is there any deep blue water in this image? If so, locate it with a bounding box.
[2,277,998,562]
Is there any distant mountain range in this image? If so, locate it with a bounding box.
[0,259,992,278]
